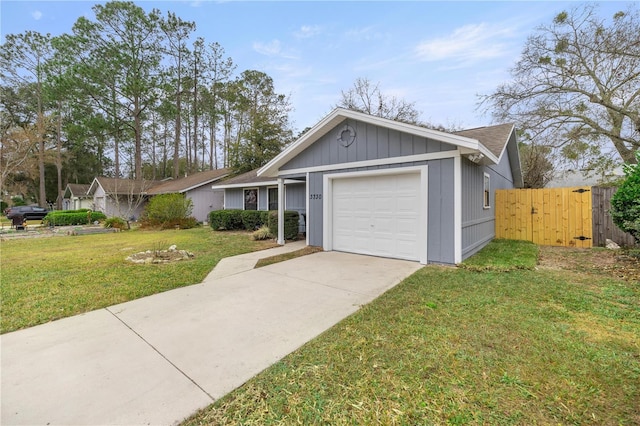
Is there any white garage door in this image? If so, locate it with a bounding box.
[332,172,422,261]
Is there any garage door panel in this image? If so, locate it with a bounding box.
[397,217,417,233]
[332,172,422,261]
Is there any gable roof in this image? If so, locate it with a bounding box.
[147,168,230,195]
[88,177,160,196]
[63,183,91,198]
[258,108,512,178]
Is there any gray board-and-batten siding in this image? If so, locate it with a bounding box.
[280,118,465,265]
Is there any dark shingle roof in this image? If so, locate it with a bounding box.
[147,168,230,194]
[454,123,515,158]
[66,184,91,197]
[93,177,161,195]
[214,169,278,186]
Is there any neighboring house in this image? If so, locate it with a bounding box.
[547,167,624,188]
[212,169,307,232]
[147,168,230,222]
[61,184,92,211]
[249,108,522,265]
[88,177,159,220]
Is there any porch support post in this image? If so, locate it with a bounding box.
[277,177,285,245]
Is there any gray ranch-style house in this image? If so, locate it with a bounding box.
[217,108,523,265]
[87,169,229,222]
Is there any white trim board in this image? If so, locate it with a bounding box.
[213,179,301,190]
[281,150,456,177]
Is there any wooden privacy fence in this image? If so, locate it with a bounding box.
[495,186,636,248]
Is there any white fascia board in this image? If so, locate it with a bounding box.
[259,110,347,177]
[181,174,230,193]
[258,107,480,177]
[459,145,499,165]
[212,179,299,190]
[492,124,516,164]
[281,150,457,176]
[87,178,100,195]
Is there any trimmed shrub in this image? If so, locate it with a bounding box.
[44,211,107,226]
[268,210,300,240]
[209,210,244,231]
[241,210,267,231]
[610,151,640,244]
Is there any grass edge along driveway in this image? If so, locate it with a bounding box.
[0,228,278,334]
[184,240,640,426]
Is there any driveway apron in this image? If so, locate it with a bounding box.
[1,250,422,426]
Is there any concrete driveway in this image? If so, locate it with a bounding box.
[1,246,422,426]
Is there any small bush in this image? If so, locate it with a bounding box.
[11,197,26,207]
[141,193,194,229]
[611,151,640,244]
[104,217,128,230]
[252,225,273,241]
[268,210,300,240]
[209,210,244,231]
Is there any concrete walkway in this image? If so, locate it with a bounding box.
[1,245,422,426]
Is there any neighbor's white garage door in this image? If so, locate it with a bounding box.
[332,172,422,261]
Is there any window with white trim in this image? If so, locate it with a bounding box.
[483,173,491,209]
[268,187,278,210]
[244,188,258,210]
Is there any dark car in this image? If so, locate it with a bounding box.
[5,205,49,221]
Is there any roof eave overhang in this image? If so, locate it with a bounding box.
[179,173,231,193]
[213,179,301,190]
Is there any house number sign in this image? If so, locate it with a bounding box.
[310,194,322,200]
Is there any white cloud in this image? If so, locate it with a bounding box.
[253,39,298,59]
[344,26,387,42]
[294,25,321,39]
[31,10,43,21]
[415,23,515,65]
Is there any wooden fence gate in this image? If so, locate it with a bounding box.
[495,187,593,248]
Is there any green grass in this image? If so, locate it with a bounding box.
[0,228,277,333]
[184,241,640,426]
[460,238,539,271]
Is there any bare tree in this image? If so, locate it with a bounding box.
[336,77,421,124]
[1,31,53,206]
[480,3,640,171]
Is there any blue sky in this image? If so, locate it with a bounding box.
[0,1,631,133]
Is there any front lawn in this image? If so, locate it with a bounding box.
[0,228,277,333]
[184,242,640,425]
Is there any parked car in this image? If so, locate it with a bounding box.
[5,205,50,220]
